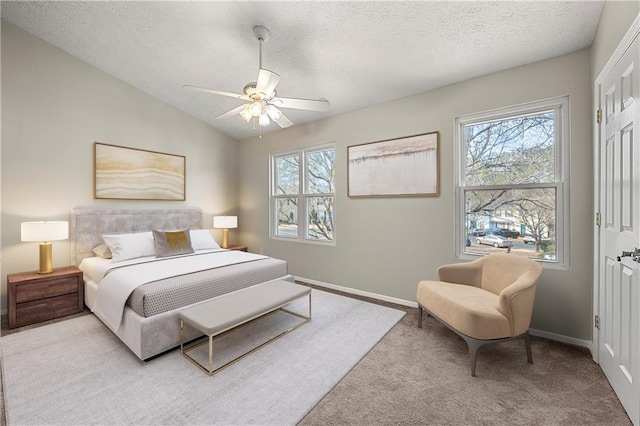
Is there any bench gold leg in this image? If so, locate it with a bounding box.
[208,336,213,374]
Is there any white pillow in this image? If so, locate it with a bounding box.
[189,229,221,250]
[101,232,156,262]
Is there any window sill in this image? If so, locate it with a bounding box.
[271,236,336,247]
[457,252,569,271]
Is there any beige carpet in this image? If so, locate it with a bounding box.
[300,290,631,425]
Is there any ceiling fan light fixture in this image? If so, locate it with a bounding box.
[185,25,329,134]
[248,101,263,117]
[239,106,252,122]
[266,104,282,121]
[258,113,271,127]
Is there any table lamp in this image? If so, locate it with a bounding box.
[213,216,237,249]
[21,221,69,274]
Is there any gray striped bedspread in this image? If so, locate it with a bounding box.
[126,258,288,317]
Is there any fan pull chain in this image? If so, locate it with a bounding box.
[251,116,263,138]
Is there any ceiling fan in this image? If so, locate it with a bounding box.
[184,25,330,130]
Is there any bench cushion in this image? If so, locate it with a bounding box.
[179,280,310,336]
[417,280,510,340]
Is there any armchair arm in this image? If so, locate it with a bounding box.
[496,269,542,336]
[437,258,483,288]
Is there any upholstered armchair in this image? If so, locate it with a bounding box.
[416,253,543,376]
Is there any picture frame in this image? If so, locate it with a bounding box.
[94,142,186,201]
[348,131,439,197]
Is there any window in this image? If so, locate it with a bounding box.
[455,97,568,266]
[271,145,335,243]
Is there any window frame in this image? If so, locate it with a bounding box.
[454,97,570,269]
[270,143,336,245]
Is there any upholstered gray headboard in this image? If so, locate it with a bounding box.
[70,207,203,266]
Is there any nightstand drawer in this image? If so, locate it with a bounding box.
[7,266,84,329]
[15,277,79,303]
[15,293,80,327]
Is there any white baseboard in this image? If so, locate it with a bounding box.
[529,328,592,351]
[296,276,594,351]
[294,276,418,308]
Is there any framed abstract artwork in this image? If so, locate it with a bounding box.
[348,131,439,197]
[94,142,186,200]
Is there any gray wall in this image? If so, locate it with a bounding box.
[238,48,594,341]
[0,22,239,312]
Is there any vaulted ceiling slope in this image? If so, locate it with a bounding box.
[1,1,604,140]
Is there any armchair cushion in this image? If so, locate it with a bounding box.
[417,281,511,339]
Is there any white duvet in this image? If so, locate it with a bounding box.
[89,250,267,332]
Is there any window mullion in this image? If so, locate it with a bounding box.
[301,151,306,241]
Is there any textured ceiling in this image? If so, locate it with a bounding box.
[1,1,604,140]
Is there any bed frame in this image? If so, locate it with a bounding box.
[70,207,293,360]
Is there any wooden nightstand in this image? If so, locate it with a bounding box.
[225,245,248,252]
[7,266,84,329]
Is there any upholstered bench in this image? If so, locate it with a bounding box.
[417,254,542,376]
[180,280,311,375]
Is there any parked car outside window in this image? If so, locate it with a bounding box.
[523,235,536,244]
[470,228,486,236]
[475,235,513,248]
[485,228,520,239]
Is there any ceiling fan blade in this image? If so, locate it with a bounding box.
[273,111,293,128]
[183,85,250,101]
[272,96,330,112]
[215,104,247,119]
[255,69,280,97]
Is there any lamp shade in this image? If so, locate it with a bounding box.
[213,216,238,229]
[21,221,69,242]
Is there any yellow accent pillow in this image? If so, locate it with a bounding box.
[152,229,194,258]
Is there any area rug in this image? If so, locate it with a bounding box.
[1,289,404,425]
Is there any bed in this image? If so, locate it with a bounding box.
[71,207,293,360]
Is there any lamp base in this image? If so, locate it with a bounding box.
[38,242,54,274]
[221,229,230,249]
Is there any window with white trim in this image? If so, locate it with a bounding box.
[271,145,335,243]
[455,97,569,266]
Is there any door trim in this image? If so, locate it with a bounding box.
[592,13,640,364]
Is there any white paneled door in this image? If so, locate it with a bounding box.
[598,33,640,426]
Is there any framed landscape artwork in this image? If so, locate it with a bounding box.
[94,142,186,200]
[348,131,439,197]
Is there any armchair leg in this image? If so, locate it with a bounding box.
[466,338,484,377]
[418,305,423,328]
[524,332,533,364]
[470,347,478,377]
